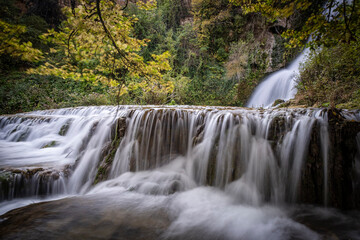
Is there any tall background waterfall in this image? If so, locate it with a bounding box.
[246,47,310,108]
[246,0,342,109]
[1,106,360,239]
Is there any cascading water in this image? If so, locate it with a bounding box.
[0,106,320,201]
[0,106,359,239]
[246,47,310,108]
[245,0,344,109]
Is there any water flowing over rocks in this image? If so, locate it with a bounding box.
[1,105,360,239]
[0,105,359,209]
[0,167,69,201]
[246,47,311,108]
[298,108,360,209]
[94,117,127,184]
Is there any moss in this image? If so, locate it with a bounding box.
[0,171,13,199]
[277,101,291,108]
[41,141,57,148]
[59,121,71,136]
[93,166,106,185]
[93,143,119,185]
[272,99,285,106]
[93,117,126,185]
[0,171,13,183]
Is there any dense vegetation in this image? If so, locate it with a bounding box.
[231,0,360,108]
[0,0,359,114]
[295,42,360,109]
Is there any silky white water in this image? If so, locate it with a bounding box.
[1,106,359,239]
[246,47,310,108]
[245,0,346,109]
[0,105,339,203]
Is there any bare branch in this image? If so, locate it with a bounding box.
[96,0,131,67]
[95,0,150,81]
[121,0,129,11]
[342,0,357,42]
[327,0,334,21]
[67,29,78,57]
[71,0,76,15]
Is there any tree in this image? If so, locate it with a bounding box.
[230,0,360,48]
[29,0,173,102]
[0,20,43,66]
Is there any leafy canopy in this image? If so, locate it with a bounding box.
[230,0,360,48]
[0,20,43,62]
[29,0,173,97]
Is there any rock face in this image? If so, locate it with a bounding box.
[328,112,360,209]
[189,108,360,209]
[94,117,127,184]
[0,167,70,201]
[300,108,360,209]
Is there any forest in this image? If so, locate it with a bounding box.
[1,0,359,113]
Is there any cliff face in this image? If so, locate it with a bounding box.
[300,109,360,209]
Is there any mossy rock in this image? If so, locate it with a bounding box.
[0,171,13,183]
[94,117,127,185]
[41,141,57,148]
[272,99,285,107]
[59,120,72,136]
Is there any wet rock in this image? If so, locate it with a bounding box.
[326,108,360,209]
[58,119,72,136]
[0,167,67,201]
[272,99,285,107]
[192,124,205,145]
[267,114,287,142]
[299,120,324,205]
[300,108,360,209]
[41,141,57,148]
[94,117,127,185]
[0,195,169,240]
[110,117,127,141]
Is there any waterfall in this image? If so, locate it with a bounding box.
[246,47,310,108]
[245,0,346,109]
[1,105,357,207]
[1,106,360,240]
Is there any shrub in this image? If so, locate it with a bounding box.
[296,43,360,109]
